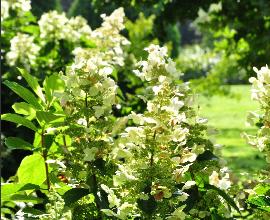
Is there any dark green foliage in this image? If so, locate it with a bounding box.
[137,196,158,215]
[63,188,90,206]
[205,184,241,214]
[72,203,100,220]
[31,0,62,17]
[197,0,270,80]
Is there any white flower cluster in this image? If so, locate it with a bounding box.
[1,0,31,21]
[134,44,182,81]
[101,184,136,219]
[246,65,270,162]
[73,8,130,67]
[60,55,117,119]
[102,45,229,218]
[6,33,40,67]
[38,11,91,42]
[59,8,130,165]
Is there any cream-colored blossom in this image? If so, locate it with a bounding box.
[209,171,231,190]
[38,11,91,42]
[6,33,40,67]
[1,0,31,21]
[248,65,270,163]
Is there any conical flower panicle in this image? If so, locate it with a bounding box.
[102,45,232,219]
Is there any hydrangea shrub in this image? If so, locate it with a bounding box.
[99,45,237,219]
[1,5,257,220]
[244,65,270,219]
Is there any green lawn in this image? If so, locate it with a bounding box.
[197,85,267,177]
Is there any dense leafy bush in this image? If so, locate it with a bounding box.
[1,1,270,219]
[1,5,242,219]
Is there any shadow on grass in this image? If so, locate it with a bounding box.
[224,153,267,173]
[213,128,267,175]
[217,128,257,136]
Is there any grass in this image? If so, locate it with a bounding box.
[196,85,267,177]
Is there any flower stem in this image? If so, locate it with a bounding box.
[41,130,50,190]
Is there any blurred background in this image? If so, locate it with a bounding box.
[2,0,269,183]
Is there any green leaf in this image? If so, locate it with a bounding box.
[1,208,12,215]
[254,183,270,196]
[80,36,96,48]
[5,137,34,150]
[182,186,199,212]
[18,68,45,103]
[20,25,39,35]
[10,194,43,203]
[12,102,36,119]
[96,189,110,209]
[33,131,41,148]
[23,207,45,215]
[36,111,65,126]
[17,154,46,186]
[44,134,54,150]
[1,183,40,200]
[63,188,90,206]
[3,80,43,110]
[1,113,38,131]
[43,74,65,104]
[197,150,219,161]
[137,196,157,215]
[1,183,24,200]
[248,195,270,212]
[205,184,241,214]
[210,208,227,220]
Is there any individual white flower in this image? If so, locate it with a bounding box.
[113,165,137,186]
[172,127,189,143]
[152,85,163,95]
[209,171,219,187]
[99,66,113,77]
[77,118,87,126]
[108,193,121,208]
[178,192,189,202]
[217,173,231,190]
[209,171,231,190]
[170,97,185,112]
[129,112,145,125]
[182,181,196,190]
[181,152,197,163]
